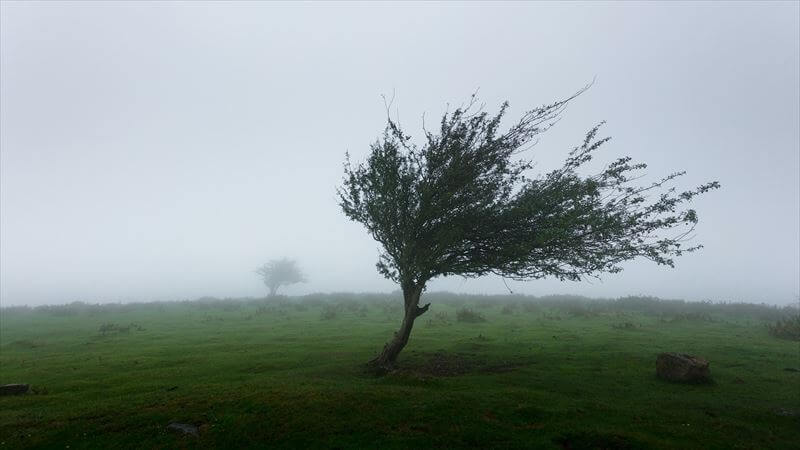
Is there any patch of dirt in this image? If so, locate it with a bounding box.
[167,422,199,436]
[479,360,529,374]
[414,352,474,376]
[396,351,530,377]
[240,364,279,374]
[554,431,647,450]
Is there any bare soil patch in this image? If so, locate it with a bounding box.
[395,351,530,377]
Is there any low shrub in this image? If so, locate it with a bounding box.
[475,298,498,309]
[611,321,639,330]
[426,311,451,326]
[380,300,402,315]
[520,302,540,313]
[320,305,338,321]
[501,303,517,315]
[662,312,715,323]
[456,308,486,323]
[98,322,142,336]
[767,314,800,341]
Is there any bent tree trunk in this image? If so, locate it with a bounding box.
[369,284,430,371]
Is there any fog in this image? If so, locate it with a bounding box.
[1,2,798,306]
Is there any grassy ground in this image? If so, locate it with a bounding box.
[1,294,798,449]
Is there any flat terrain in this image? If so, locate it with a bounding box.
[1,294,798,449]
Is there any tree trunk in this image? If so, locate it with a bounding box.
[369,284,430,371]
[268,284,279,297]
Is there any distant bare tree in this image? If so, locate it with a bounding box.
[255,258,306,297]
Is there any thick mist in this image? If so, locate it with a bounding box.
[1,2,798,306]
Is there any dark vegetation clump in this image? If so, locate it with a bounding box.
[521,302,541,313]
[612,321,640,330]
[456,308,487,323]
[194,297,240,310]
[433,294,467,308]
[254,304,272,316]
[501,303,517,315]
[221,302,242,312]
[339,299,363,313]
[541,312,563,321]
[320,305,339,321]
[767,314,800,341]
[563,303,600,318]
[98,322,144,336]
[200,315,225,323]
[661,312,715,323]
[29,385,49,395]
[475,297,498,309]
[380,300,402,315]
[1,305,32,315]
[426,311,451,327]
[300,296,326,308]
[38,301,94,316]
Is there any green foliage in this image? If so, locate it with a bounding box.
[338,89,719,290]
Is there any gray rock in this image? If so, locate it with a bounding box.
[0,384,29,396]
[167,422,198,436]
[656,352,711,383]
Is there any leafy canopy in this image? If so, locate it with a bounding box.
[338,90,719,290]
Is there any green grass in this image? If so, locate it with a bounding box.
[1,295,798,449]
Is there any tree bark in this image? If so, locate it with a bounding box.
[369,284,430,371]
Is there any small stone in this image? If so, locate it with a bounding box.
[656,353,711,383]
[167,423,198,436]
[0,384,29,396]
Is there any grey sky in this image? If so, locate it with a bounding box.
[1,1,798,306]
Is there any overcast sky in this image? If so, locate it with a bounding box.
[1,1,798,306]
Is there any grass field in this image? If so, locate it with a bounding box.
[1,294,798,449]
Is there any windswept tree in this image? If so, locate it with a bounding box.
[338,88,719,370]
[255,258,306,297]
